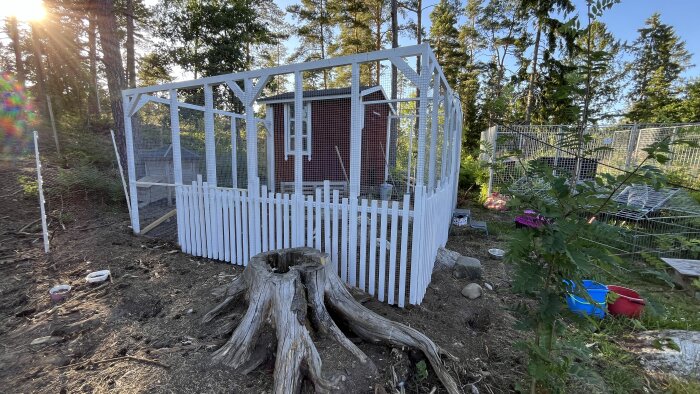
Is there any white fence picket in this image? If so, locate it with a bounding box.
[223,190,230,262]
[398,193,410,307]
[234,189,243,265]
[276,193,283,249]
[358,199,368,292]
[331,190,340,273]
[315,188,322,251]
[241,190,249,265]
[323,182,331,255]
[340,197,349,281]
[227,190,236,263]
[368,200,378,296]
[348,198,358,287]
[377,200,389,302]
[306,195,313,247]
[268,191,276,251]
[283,194,290,248]
[388,201,399,305]
[261,185,268,252]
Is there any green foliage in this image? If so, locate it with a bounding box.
[459,154,489,202]
[155,0,275,77]
[18,175,38,198]
[626,13,693,123]
[414,360,429,382]
[53,165,123,203]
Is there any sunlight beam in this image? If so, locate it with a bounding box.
[1,0,47,22]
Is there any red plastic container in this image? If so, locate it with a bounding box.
[607,285,645,318]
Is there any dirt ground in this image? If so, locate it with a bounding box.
[0,159,525,393]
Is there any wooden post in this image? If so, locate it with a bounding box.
[428,74,438,193]
[349,63,361,198]
[122,92,140,233]
[33,131,50,253]
[110,129,132,219]
[204,84,217,186]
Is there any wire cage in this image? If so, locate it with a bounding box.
[122,44,463,307]
[482,123,700,259]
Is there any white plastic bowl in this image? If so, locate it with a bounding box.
[488,248,505,259]
[85,270,111,283]
[49,284,72,302]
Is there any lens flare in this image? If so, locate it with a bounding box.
[1,73,37,155]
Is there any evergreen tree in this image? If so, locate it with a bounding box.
[287,0,334,88]
[155,0,272,78]
[327,0,375,85]
[627,13,692,122]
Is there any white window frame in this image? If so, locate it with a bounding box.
[284,103,311,159]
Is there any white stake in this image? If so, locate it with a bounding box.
[33,131,50,253]
[111,130,132,218]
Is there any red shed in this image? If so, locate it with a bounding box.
[259,86,394,196]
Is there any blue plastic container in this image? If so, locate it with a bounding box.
[564,280,608,318]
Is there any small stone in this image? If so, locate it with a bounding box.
[30,336,61,347]
[461,283,483,299]
[455,256,482,280]
[452,265,468,279]
[186,308,194,314]
[484,282,493,291]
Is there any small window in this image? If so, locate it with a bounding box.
[284,103,311,158]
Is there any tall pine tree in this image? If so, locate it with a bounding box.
[627,13,691,122]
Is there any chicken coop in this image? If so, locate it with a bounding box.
[122,44,463,306]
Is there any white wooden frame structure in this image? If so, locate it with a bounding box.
[122,44,462,306]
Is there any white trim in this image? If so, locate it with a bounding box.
[284,102,311,158]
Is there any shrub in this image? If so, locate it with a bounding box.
[459,153,490,202]
[53,165,123,203]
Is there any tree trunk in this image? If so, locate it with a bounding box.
[126,0,136,88]
[30,22,48,116]
[88,11,101,117]
[94,0,127,169]
[524,24,541,124]
[205,248,461,394]
[7,17,25,86]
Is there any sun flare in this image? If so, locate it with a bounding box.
[1,0,47,22]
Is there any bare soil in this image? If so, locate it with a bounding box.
[0,159,525,393]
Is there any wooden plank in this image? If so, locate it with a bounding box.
[196,177,205,257]
[140,209,177,235]
[398,193,410,307]
[341,197,349,282]
[348,198,358,287]
[241,190,249,265]
[203,181,212,259]
[276,193,283,249]
[368,200,378,296]
[283,194,290,249]
[359,199,368,291]
[323,182,331,254]
[180,187,189,253]
[268,191,276,251]
[331,190,340,274]
[315,188,322,251]
[388,201,399,305]
[306,195,314,247]
[409,187,424,304]
[378,200,389,302]
[214,188,222,260]
[227,190,236,263]
[261,185,268,252]
[234,189,243,265]
[223,190,230,262]
[203,84,217,185]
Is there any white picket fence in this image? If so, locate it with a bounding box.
[174,175,454,306]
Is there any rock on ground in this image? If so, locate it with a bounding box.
[461,283,483,300]
[453,257,482,280]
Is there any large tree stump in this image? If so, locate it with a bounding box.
[204,247,461,394]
